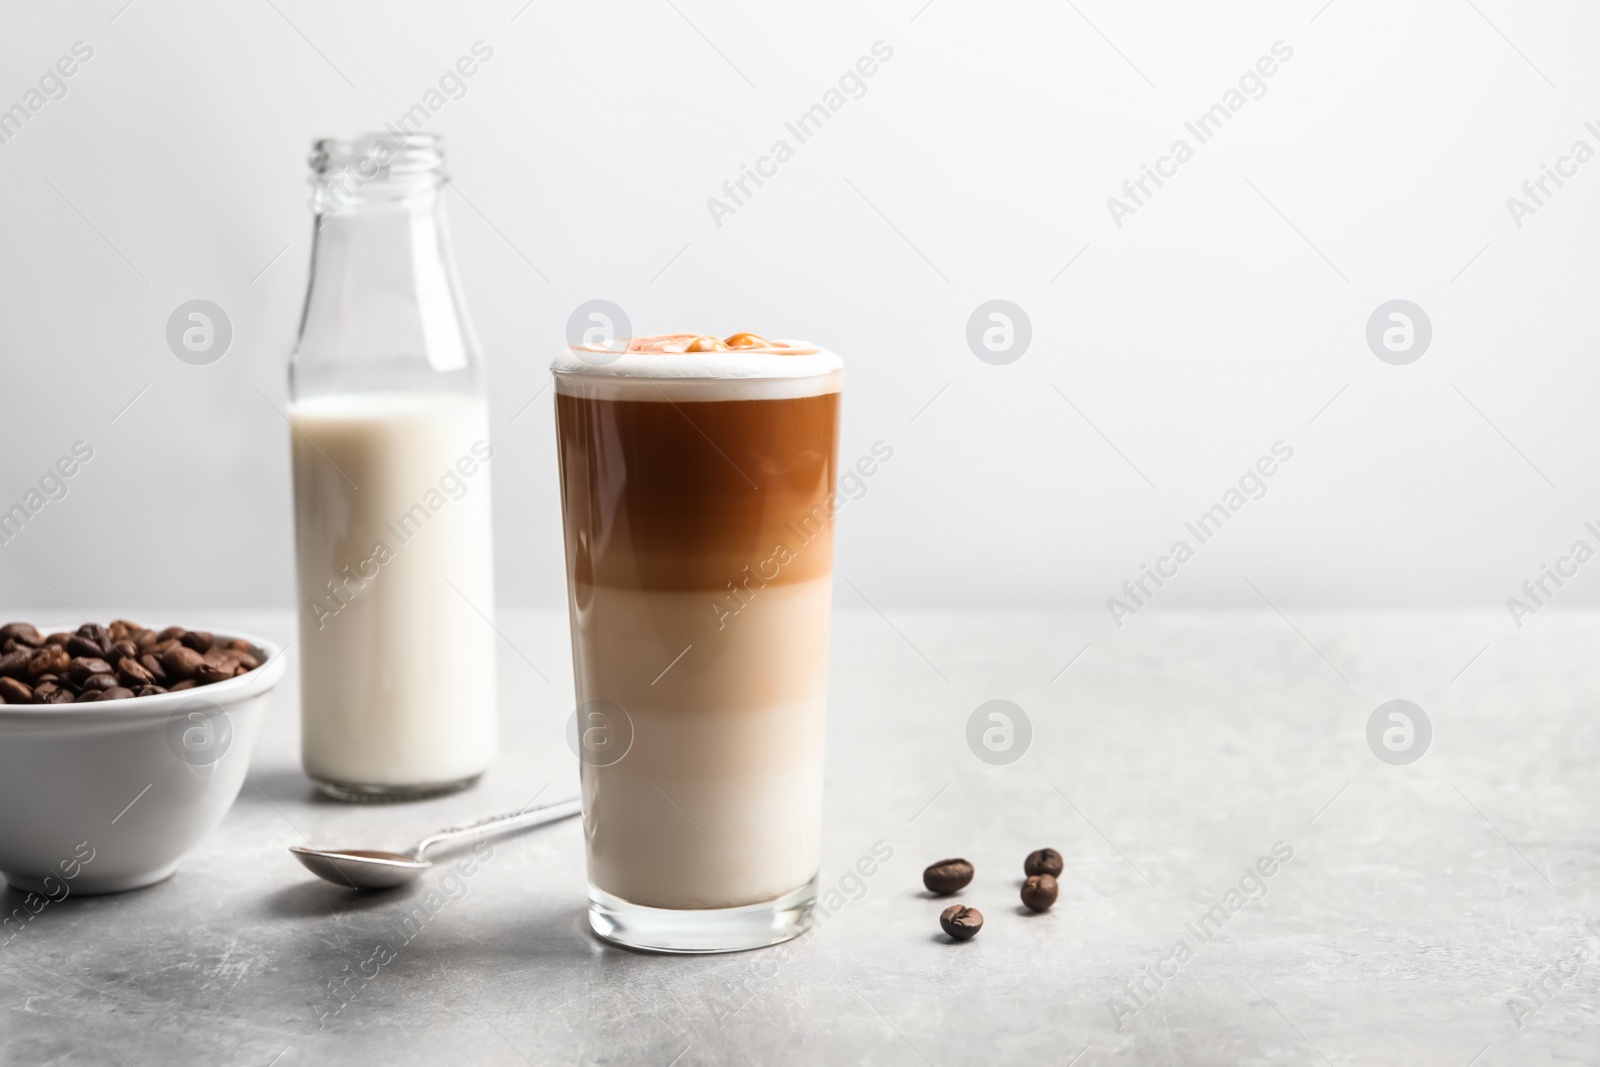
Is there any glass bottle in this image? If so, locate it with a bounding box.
[288,133,498,802]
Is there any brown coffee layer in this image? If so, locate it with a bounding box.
[556,391,840,592]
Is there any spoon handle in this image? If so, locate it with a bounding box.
[414,796,582,858]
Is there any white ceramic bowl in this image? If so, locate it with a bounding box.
[0,631,287,895]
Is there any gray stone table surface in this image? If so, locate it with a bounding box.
[2,607,1598,1066]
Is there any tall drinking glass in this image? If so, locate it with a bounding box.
[553,334,841,953]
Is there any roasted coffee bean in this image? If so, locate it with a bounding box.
[939,905,983,941]
[74,690,103,702]
[923,858,975,896]
[139,653,168,681]
[0,622,44,647]
[28,647,70,678]
[76,623,112,651]
[117,658,154,688]
[67,635,107,659]
[2,622,257,703]
[180,631,214,654]
[1024,848,1063,878]
[161,646,205,680]
[100,687,134,701]
[0,677,32,703]
[66,657,113,685]
[1021,874,1059,912]
[194,663,233,686]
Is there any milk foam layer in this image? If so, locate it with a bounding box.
[552,336,842,401]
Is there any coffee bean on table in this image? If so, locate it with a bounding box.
[939,905,983,941]
[0,677,32,703]
[923,858,975,896]
[1024,848,1063,877]
[1021,874,1059,912]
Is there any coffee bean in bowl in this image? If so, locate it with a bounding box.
[1024,847,1063,878]
[0,625,286,894]
[923,857,975,896]
[0,621,262,704]
[939,904,983,941]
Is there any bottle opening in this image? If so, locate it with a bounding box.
[308,133,445,214]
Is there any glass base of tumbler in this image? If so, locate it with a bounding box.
[310,773,482,804]
[588,877,817,954]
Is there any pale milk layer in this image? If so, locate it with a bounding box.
[290,393,498,786]
[577,577,831,909]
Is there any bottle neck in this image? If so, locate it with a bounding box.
[292,152,481,401]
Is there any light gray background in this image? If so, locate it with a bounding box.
[2,0,1598,614]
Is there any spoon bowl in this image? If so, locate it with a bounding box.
[288,796,581,891]
[290,847,430,890]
